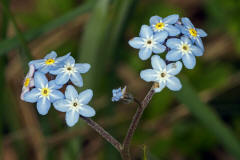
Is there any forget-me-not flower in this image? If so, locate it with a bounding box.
[112,86,127,102]
[179,17,207,50]
[21,64,35,100]
[128,25,168,60]
[140,55,182,93]
[29,51,70,73]
[149,14,180,36]
[49,56,90,87]
[53,85,95,127]
[166,36,203,69]
[23,72,64,115]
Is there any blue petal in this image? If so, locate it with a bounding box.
[153,31,168,43]
[196,28,207,37]
[78,89,93,105]
[163,14,179,24]
[50,90,64,102]
[44,51,57,59]
[166,61,182,75]
[53,99,70,112]
[56,53,71,63]
[49,80,63,89]
[191,45,203,56]
[139,25,153,38]
[154,81,166,93]
[49,68,63,75]
[55,73,70,85]
[164,25,180,36]
[75,63,91,74]
[34,72,48,88]
[65,85,78,100]
[166,49,182,61]
[65,56,75,65]
[139,47,152,60]
[70,73,83,87]
[37,97,51,115]
[79,105,96,117]
[182,54,196,69]
[28,59,45,69]
[181,17,194,28]
[181,36,192,44]
[150,16,162,25]
[151,55,166,71]
[195,37,204,51]
[128,37,144,49]
[38,65,50,74]
[140,69,158,82]
[152,44,166,54]
[166,76,182,91]
[66,110,79,127]
[23,88,40,103]
[166,38,181,49]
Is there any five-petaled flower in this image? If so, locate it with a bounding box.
[179,17,207,50]
[50,56,91,87]
[21,64,35,100]
[29,51,70,73]
[53,85,95,127]
[166,36,203,69]
[128,25,168,60]
[150,14,180,36]
[23,72,64,115]
[112,86,127,102]
[140,55,182,93]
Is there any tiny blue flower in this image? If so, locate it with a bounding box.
[166,36,203,69]
[23,72,64,115]
[140,55,182,93]
[149,14,180,36]
[53,85,95,127]
[29,51,70,73]
[49,56,91,87]
[128,25,168,60]
[21,64,35,100]
[112,86,126,102]
[179,17,207,50]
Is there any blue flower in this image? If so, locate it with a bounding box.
[53,85,95,127]
[128,25,168,60]
[112,86,126,102]
[179,17,207,50]
[166,36,203,69]
[149,14,180,36]
[21,64,35,100]
[140,55,182,93]
[49,56,91,87]
[23,72,64,115]
[29,51,70,73]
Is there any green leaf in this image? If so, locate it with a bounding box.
[175,78,240,159]
[0,0,95,56]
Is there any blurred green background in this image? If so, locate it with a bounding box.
[1,0,240,159]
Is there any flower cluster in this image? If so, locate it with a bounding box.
[126,14,207,94]
[21,51,95,127]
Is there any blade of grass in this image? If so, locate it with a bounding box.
[175,78,240,159]
[0,0,95,56]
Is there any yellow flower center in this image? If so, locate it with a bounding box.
[45,59,55,65]
[41,88,50,96]
[189,28,197,37]
[155,22,165,30]
[182,44,189,51]
[24,78,30,87]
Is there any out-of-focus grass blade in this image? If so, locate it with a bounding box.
[78,0,111,88]
[143,145,148,160]
[175,79,240,159]
[0,0,95,56]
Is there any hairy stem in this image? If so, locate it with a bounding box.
[121,85,155,159]
[80,116,122,152]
